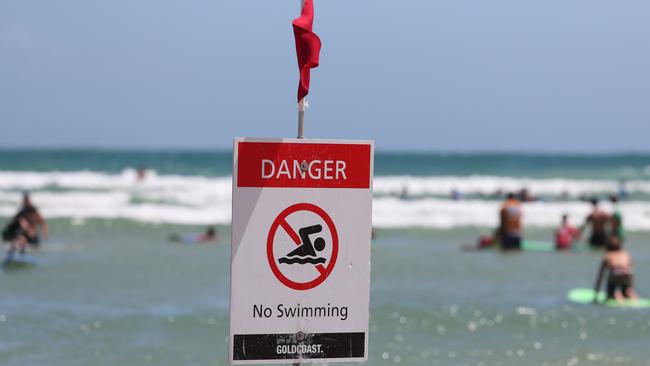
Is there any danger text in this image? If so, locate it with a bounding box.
[261,159,347,181]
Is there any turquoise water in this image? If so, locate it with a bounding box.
[1,150,650,365]
[1,221,649,365]
[1,149,649,178]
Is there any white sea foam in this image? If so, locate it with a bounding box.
[374,175,650,197]
[2,170,650,196]
[1,170,650,230]
[372,198,650,230]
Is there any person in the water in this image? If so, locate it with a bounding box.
[169,227,217,244]
[555,214,581,250]
[2,192,48,257]
[499,193,523,250]
[608,195,624,246]
[136,165,147,182]
[593,239,637,303]
[581,198,609,249]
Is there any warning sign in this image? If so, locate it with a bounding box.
[230,138,373,364]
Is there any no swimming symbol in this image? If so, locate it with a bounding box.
[266,203,339,291]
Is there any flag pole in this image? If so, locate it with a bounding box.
[297,0,307,139]
[295,3,308,364]
[297,98,305,139]
[295,3,305,365]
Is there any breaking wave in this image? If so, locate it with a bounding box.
[1,170,650,230]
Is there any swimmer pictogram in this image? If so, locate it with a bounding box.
[278,224,327,264]
[267,203,339,291]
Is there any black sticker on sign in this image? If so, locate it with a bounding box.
[232,332,365,360]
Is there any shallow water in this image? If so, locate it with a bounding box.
[1,220,649,365]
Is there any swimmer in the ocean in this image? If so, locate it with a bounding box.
[555,214,581,250]
[593,239,637,304]
[499,193,523,250]
[581,198,609,249]
[608,195,624,246]
[169,227,217,244]
[2,192,48,258]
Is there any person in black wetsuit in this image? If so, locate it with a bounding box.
[593,239,637,303]
[2,192,48,257]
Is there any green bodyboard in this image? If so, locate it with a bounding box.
[462,240,584,252]
[567,288,650,308]
[521,240,555,252]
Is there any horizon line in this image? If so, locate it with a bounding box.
[1,145,650,156]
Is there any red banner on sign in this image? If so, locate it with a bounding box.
[237,142,371,189]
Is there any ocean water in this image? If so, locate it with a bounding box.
[1,150,650,365]
[1,150,650,229]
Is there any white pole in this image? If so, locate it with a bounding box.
[297,0,307,139]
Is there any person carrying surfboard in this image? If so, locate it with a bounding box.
[593,239,638,304]
[581,198,609,249]
[499,193,523,250]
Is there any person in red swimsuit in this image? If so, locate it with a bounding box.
[555,214,581,250]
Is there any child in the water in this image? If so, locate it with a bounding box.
[593,238,637,303]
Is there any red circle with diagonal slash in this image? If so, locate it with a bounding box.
[267,203,339,291]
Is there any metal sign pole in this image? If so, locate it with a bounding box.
[297,98,305,139]
[296,3,306,364]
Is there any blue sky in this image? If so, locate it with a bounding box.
[1,1,649,152]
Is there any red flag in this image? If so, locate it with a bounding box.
[292,0,321,103]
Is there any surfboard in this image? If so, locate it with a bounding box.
[168,233,198,244]
[462,239,590,253]
[2,253,38,269]
[462,240,556,252]
[567,288,650,308]
[521,240,555,252]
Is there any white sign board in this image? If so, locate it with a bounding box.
[230,138,373,364]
